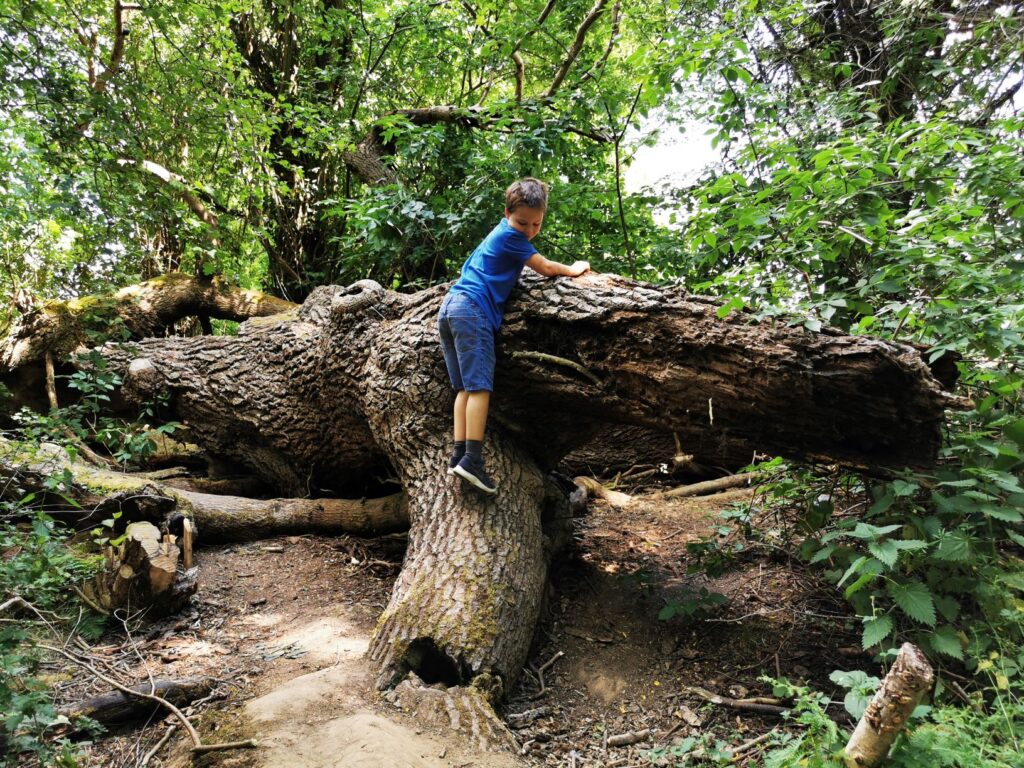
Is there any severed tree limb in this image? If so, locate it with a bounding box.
[178,488,409,541]
[546,0,610,98]
[58,677,216,728]
[40,644,257,754]
[843,643,934,767]
[653,472,761,500]
[573,476,633,507]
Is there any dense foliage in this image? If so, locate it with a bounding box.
[2,0,1023,763]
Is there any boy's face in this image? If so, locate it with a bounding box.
[505,205,545,241]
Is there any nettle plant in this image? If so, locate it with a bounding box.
[0,463,104,767]
[796,374,1024,665]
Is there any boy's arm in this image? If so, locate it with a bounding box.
[524,253,590,277]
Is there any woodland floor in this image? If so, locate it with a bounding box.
[58,481,872,768]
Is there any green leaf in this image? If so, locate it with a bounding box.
[868,540,900,568]
[933,532,971,561]
[980,504,1022,523]
[838,555,868,587]
[892,480,919,497]
[862,615,894,649]
[809,544,835,564]
[929,625,964,660]
[888,581,936,626]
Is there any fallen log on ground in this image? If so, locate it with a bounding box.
[654,471,761,499]
[59,677,217,728]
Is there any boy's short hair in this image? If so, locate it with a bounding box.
[505,178,549,212]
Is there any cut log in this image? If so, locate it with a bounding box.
[178,488,409,541]
[843,643,934,767]
[58,677,216,728]
[572,476,633,507]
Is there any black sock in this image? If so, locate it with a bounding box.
[466,439,483,463]
[451,440,466,463]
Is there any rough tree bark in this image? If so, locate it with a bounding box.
[66,272,956,699]
[844,643,934,767]
[1,273,296,371]
[1,273,297,416]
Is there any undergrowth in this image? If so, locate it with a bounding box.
[0,471,105,767]
[675,362,1024,766]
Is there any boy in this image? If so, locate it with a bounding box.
[438,178,590,494]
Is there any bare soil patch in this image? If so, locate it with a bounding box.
[63,487,863,768]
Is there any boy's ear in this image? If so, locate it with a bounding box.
[503,207,511,218]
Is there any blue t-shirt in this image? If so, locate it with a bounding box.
[450,218,537,330]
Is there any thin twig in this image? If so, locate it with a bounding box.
[682,685,789,716]
[140,724,176,768]
[72,585,109,616]
[511,351,601,385]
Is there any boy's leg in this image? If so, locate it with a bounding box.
[465,391,490,441]
[456,389,496,493]
[444,293,497,493]
[449,391,469,471]
[439,296,468,471]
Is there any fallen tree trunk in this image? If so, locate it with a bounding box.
[3,273,957,701]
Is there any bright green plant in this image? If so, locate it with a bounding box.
[657,586,727,621]
[11,350,181,467]
[759,677,847,768]
[0,469,104,766]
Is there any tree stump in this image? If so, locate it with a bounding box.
[844,643,935,767]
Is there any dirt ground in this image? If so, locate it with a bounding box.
[60,483,868,768]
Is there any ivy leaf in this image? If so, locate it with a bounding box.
[929,625,964,660]
[862,614,893,649]
[889,581,936,626]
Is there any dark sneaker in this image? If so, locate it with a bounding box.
[453,455,498,494]
[447,454,461,476]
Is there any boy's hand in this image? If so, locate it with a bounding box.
[569,260,591,276]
